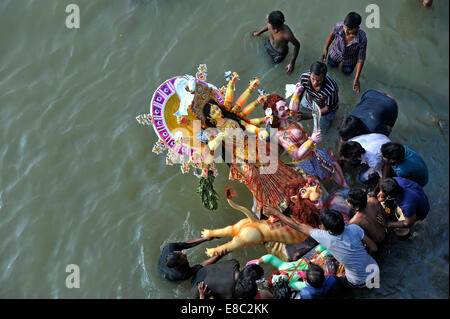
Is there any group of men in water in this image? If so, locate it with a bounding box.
[158,7,432,299]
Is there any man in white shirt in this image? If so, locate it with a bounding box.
[264,206,379,288]
[339,133,391,184]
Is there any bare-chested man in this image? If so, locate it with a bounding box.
[252,10,300,75]
[346,189,386,245]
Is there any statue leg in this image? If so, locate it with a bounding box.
[206,225,264,256]
[202,219,250,238]
[205,236,248,257]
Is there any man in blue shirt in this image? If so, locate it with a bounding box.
[264,206,379,288]
[300,263,344,299]
[377,177,430,229]
[380,142,429,187]
[338,90,398,142]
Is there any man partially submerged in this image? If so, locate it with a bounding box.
[252,10,301,75]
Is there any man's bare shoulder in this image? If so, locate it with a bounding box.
[281,24,296,39]
[367,198,383,211]
[349,212,366,225]
[366,200,384,219]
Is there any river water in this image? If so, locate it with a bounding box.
[0,0,448,299]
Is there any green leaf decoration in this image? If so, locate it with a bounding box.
[196,173,219,211]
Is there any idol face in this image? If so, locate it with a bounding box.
[208,103,223,120]
[275,100,289,119]
[299,180,322,203]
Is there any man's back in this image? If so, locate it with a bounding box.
[349,133,391,174]
[191,259,240,299]
[268,24,293,53]
[392,146,428,187]
[350,90,398,135]
[310,224,378,286]
[349,198,386,244]
[394,177,430,221]
[300,275,343,299]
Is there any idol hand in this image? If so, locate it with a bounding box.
[258,130,269,141]
[310,130,322,144]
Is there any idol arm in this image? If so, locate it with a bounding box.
[248,117,266,125]
[240,120,265,136]
[224,72,239,108]
[239,95,267,117]
[288,84,304,114]
[231,78,260,113]
[259,254,285,268]
[279,132,314,161]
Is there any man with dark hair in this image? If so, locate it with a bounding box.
[290,61,339,132]
[339,90,398,142]
[339,133,391,184]
[320,209,346,235]
[347,189,386,245]
[377,177,430,230]
[234,265,262,299]
[380,142,429,187]
[272,278,297,299]
[191,260,264,299]
[306,263,325,288]
[252,10,300,74]
[322,12,367,93]
[264,206,379,288]
[299,263,344,299]
[158,237,222,281]
[340,142,366,162]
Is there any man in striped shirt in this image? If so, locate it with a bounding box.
[290,61,339,132]
[322,12,367,93]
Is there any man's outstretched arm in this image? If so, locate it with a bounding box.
[263,205,314,236]
[200,249,228,267]
[322,32,335,62]
[252,25,268,37]
[184,237,216,249]
[353,60,365,93]
[286,33,301,74]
